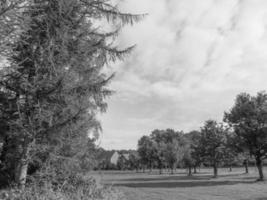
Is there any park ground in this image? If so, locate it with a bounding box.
[94,167,267,200]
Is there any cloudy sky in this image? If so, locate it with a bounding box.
[99,0,267,150]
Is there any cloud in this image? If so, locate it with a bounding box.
[100,0,267,150]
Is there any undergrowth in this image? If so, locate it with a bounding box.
[0,174,125,200]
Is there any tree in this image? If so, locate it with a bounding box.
[198,120,227,178]
[182,145,193,176]
[184,130,202,174]
[137,129,189,175]
[223,130,239,172]
[163,140,180,174]
[154,141,166,174]
[0,0,28,55]
[0,0,143,188]
[159,129,184,174]
[137,135,157,172]
[151,129,185,174]
[117,154,128,170]
[224,92,267,181]
[237,152,250,174]
[128,152,140,172]
[222,128,250,174]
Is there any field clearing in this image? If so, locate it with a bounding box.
[95,167,267,200]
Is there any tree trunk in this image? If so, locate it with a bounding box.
[188,166,192,176]
[244,159,249,174]
[256,156,264,181]
[229,165,232,172]
[171,165,174,174]
[158,161,162,174]
[193,166,197,174]
[213,164,218,178]
[15,144,30,189]
[15,161,28,189]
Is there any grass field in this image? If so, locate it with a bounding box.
[96,167,267,200]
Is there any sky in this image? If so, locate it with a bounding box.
[98,0,267,150]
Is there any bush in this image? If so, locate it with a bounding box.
[0,174,125,200]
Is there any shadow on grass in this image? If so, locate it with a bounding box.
[242,198,267,200]
[145,171,210,175]
[121,175,212,182]
[113,179,254,188]
[117,173,254,183]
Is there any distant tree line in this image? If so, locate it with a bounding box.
[137,92,267,181]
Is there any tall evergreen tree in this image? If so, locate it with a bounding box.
[0,0,143,188]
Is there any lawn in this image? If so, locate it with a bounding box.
[96,167,267,200]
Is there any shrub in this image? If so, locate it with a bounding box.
[0,174,125,200]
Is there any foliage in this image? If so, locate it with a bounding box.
[137,135,157,170]
[0,174,125,200]
[163,140,180,172]
[221,130,239,169]
[182,145,193,176]
[0,0,143,189]
[224,91,267,180]
[197,120,227,177]
[137,129,186,174]
[128,152,140,171]
[183,131,202,171]
[117,154,128,170]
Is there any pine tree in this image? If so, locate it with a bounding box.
[0,0,143,188]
